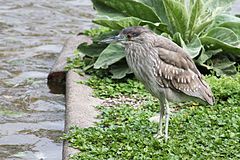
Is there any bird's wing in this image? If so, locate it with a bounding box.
[153,36,214,105]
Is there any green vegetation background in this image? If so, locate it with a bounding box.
[64,74,240,159]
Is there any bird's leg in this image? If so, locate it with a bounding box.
[158,103,165,137]
[154,100,165,138]
[164,99,170,141]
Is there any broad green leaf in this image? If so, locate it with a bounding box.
[214,14,240,25]
[94,43,125,69]
[110,61,132,79]
[200,27,240,54]
[163,0,189,38]
[212,56,237,76]
[194,19,214,35]
[202,0,235,11]
[93,0,161,22]
[83,27,112,38]
[179,0,185,4]
[86,0,240,78]
[139,21,170,33]
[196,49,222,65]
[219,22,240,40]
[92,30,119,42]
[176,33,202,58]
[92,0,125,18]
[94,17,170,33]
[189,0,194,10]
[172,32,181,46]
[193,4,237,35]
[200,33,240,55]
[138,0,169,24]
[161,32,172,39]
[203,27,238,45]
[93,17,142,30]
[212,14,240,37]
[188,0,203,38]
[78,42,107,58]
[182,35,202,58]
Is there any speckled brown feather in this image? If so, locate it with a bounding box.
[116,26,214,139]
[153,36,214,105]
[118,26,214,105]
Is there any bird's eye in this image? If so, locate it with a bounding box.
[127,34,131,39]
[132,33,137,36]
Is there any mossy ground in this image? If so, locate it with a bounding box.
[63,74,240,159]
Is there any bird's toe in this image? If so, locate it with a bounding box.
[164,135,169,141]
[154,133,163,139]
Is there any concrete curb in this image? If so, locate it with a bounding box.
[47,35,92,94]
[64,70,102,160]
[47,35,102,160]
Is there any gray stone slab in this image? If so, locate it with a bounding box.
[63,70,102,160]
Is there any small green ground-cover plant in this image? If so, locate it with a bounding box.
[69,0,240,79]
[63,73,240,159]
[64,0,240,159]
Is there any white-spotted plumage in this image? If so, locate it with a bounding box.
[113,26,214,141]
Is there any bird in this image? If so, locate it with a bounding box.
[102,26,214,140]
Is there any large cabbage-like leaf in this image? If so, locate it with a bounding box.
[219,22,240,40]
[78,42,107,58]
[94,43,125,69]
[92,0,125,18]
[174,33,202,58]
[139,21,169,33]
[163,0,189,37]
[214,14,240,24]
[94,17,169,35]
[93,17,143,30]
[138,0,169,24]
[204,27,238,45]
[202,0,235,11]
[110,61,132,79]
[81,0,240,78]
[213,14,240,36]
[92,0,161,22]
[211,56,237,76]
[182,35,202,58]
[188,0,203,38]
[201,27,240,54]
[196,49,222,65]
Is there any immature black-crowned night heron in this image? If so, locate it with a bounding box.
[103,26,214,140]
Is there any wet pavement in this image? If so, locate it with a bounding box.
[0,0,94,159]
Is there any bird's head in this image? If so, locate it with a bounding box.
[101,26,152,44]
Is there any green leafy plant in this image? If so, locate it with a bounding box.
[71,0,240,78]
[63,74,240,159]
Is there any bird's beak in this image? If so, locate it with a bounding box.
[100,35,125,44]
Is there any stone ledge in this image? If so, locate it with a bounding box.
[47,35,102,160]
[47,35,92,94]
[63,70,102,160]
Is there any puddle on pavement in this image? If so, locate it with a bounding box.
[0,0,94,159]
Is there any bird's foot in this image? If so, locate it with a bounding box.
[154,132,163,139]
[154,133,169,142]
[164,135,169,141]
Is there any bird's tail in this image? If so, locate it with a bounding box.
[200,80,215,105]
